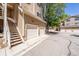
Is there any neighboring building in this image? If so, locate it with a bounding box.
[0,3,46,55]
[61,16,79,32]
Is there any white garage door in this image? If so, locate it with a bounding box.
[27,24,38,40]
[40,27,45,36]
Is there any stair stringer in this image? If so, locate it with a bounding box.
[16,26,24,43]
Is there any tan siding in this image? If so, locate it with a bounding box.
[17,11,24,37]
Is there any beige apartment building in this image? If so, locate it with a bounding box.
[0,3,46,55]
[61,16,79,32]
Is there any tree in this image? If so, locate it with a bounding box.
[45,3,68,32]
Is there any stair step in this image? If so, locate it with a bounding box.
[8,22,23,48]
[10,31,18,33]
[11,40,22,45]
[11,39,22,43]
[11,32,18,34]
[11,38,21,41]
[11,33,18,35]
[11,32,18,33]
[11,35,19,37]
[11,41,22,47]
[11,36,20,39]
[11,37,20,39]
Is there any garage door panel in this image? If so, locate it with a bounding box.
[27,24,38,39]
[40,27,45,36]
[27,29,38,39]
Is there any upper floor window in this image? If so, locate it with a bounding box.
[75,22,79,25]
[37,3,42,7]
[37,12,41,18]
[66,19,70,22]
[75,18,79,21]
[27,3,31,4]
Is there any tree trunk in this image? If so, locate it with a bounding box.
[45,23,49,33]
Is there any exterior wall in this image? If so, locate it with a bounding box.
[61,16,79,32]
[26,15,45,26]
[7,4,19,22]
[5,3,46,41]
[74,20,79,27]
[21,3,35,15]
[24,14,46,40]
[22,3,46,30]
[65,17,79,27]
[23,3,46,39]
[7,7,14,19]
[65,18,75,27]
[35,4,43,18]
[61,28,79,32]
[21,3,43,19]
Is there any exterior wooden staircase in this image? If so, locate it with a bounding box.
[8,21,23,48]
[10,31,23,48]
[0,4,23,48]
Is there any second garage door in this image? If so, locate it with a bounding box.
[40,27,45,36]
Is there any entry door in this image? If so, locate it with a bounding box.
[27,24,38,40]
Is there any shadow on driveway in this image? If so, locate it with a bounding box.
[46,31,59,35]
[71,34,79,37]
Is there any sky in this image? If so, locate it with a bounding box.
[65,3,79,16]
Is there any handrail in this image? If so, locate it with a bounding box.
[17,6,24,42]
[3,3,11,48]
[18,6,23,12]
[6,20,11,48]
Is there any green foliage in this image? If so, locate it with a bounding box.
[45,3,68,28]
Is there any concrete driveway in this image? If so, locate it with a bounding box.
[23,32,79,56]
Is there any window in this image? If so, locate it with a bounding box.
[37,3,42,7]
[75,18,79,21]
[75,22,79,25]
[37,12,41,17]
[27,3,31,4]
[66,19,70,22]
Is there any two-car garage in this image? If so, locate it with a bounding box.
[24,15,46,40]
[26,24,45,40]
